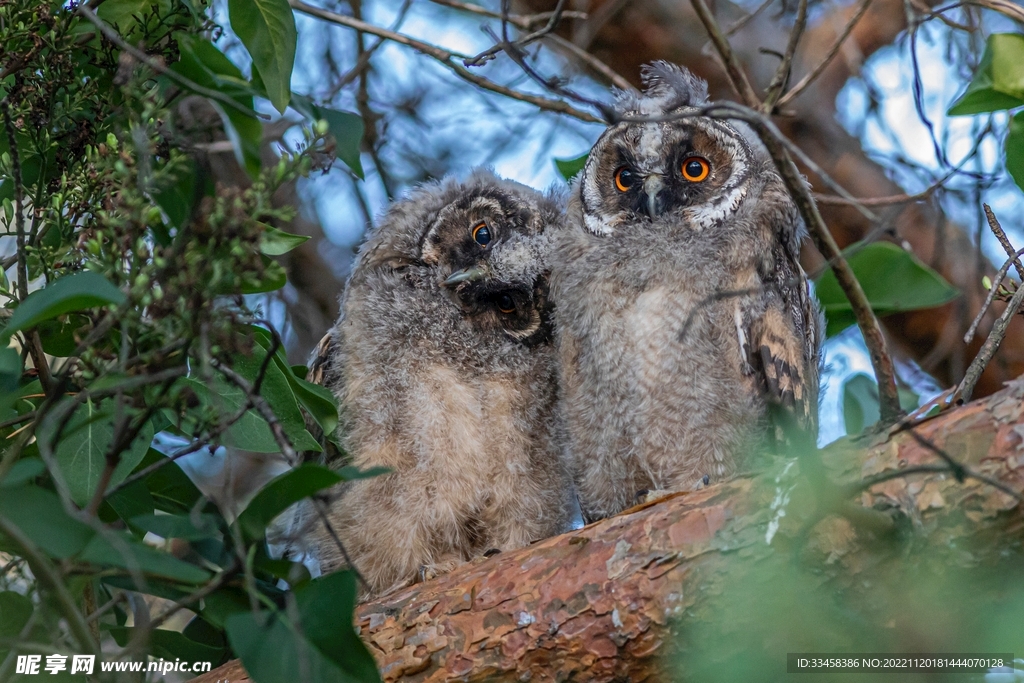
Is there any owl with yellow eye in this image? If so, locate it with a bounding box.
[304,169,576,596]
[552,62,823,522]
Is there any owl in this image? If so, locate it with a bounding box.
[303,169,575,596]
[552,62,823,522]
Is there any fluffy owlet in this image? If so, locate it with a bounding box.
[552,63,823,522]
[304,169,575,595]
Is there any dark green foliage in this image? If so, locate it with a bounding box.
[0,0,379,680]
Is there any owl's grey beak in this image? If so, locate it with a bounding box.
[643,175,666,218]
[442,265,490,288]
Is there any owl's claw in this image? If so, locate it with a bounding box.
[483,548,502,557]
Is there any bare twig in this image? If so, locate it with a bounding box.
[985,204,1024,282]
[688,0,761,108]
[776,0,874,109]
[958,269,1024,403]
[762,0,808,112]
[963,247,1024,344]
[289,0,602,123]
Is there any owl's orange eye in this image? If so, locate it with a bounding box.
[614,167,636,193]
[681,157,710,182]
[472,222,491,246]
[497,294,516,314]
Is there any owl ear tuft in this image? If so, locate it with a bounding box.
[641,61,709,107]
[615,61,709,114]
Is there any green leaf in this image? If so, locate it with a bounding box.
[814,242,959,337]
[136,448,203,514]
[0,591,33,638]
[260,224,310,256]
[228,0,297,114]
[554,153,588,181]
[226,609,380,683]
[948,33,1024,116]
[109,626,226,664]
[36,314,88,357]
[1007,111,1024,192]
[106,479,156,535]
[0,485,95,559]
[79,531,211,583]
[251,327,339,439]
[0,458,44,488]
[240,256,288,293]
[335,465,389,481]
[0,272,124,343]
[235,464,343,539]
[294,572,380,681]
[53,401,155,507]
[313,106,364,178]
[171,35,263,179]
[154,160,201,235]
[130,512,221,540]
[0,346,22,412]
[842,373,919,435]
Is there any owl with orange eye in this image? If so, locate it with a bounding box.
[302,169,576,596]
[552,62,823,521]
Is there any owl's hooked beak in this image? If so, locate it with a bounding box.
[442,264,491,288]
[642,175,666,218]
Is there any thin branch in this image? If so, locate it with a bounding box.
[464,0,569,67]
[776,0,874,109]
[763,0,809,112]
[289,0,602,123]
[958,268,1024,403]
[963,247,1024,344]
[426,0,588,27]
[984,204,1024,282]
[0,515,98,655]
[688,0,762,108]
[212,359,298,465]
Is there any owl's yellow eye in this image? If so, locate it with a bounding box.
[681,157,710,182]
[472,222,492,246]
[497,294,516,314]
[614,167,636,193]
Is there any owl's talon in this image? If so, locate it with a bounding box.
[634,489,650,503]
[483,548,502,557]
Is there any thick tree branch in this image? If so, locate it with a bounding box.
[191,376,1024,683]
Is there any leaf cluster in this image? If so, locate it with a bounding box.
[0,1,378,681]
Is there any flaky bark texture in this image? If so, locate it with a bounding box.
[192,376,1024,683]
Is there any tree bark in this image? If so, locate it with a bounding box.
[191,375,1024,683]
[525,0,1024,397]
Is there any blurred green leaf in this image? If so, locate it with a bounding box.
[106,479,156,536]
[228,0,296,114]
[226,606,380,683]
[815,242,959,337]
[36,314,88,357]
[554,153,588,181]
[948,33,1024,115]
[79,531,210,583]
[1007,111,1024,192]
[0,486,94,558]
[171,35,263,179]
[130,512,221,541]
[240,256,288,293]
[259,224,310,256]
[0,458,44,488]
[235,464,342,539]
[53,401,155,507]
[843,373,920,435]
[109,626,226,663]
[0,272,124,343]
[154,160,203,237]
[135,448,203,514]
[294,571,380,680]
[0,346,22,412]
[336,465,389,481]
[0,591,33,638]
